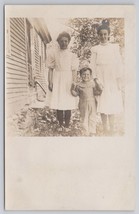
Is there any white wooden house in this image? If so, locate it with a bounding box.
[5,18,51,115]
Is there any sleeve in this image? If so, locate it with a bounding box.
[114,44,124,79]
[46,48,55,69]
[90,46,97,79]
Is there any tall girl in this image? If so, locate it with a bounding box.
[90,20,124,135]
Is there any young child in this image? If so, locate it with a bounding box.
[71,67,97,136]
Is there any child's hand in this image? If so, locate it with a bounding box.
[71,90,78,97]
[71,83,78,97]
[71,82,77,90]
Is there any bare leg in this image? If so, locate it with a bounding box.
[108,114,115,135]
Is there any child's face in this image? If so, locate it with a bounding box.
[81,70,91,82]
[99,29,109,44]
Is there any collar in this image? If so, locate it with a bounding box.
[79,80,94,88]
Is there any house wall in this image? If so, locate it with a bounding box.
[5,18,49,115]
[5,18,29,115]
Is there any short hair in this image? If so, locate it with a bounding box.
[79,67,92,76]
[97,19,110,35]
[57,31,71,43]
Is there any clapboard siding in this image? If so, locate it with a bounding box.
[6,67,27,75]
[6,77,27,82]
[11,40,26,53]
[10,37,26,50]
[6,18,28,112]
[7,93,27,98]
[10,24,25,40]
[7,56,26,66]
[10,52,26,61]
[6,63,27,72]
[11,44,26,56]
[10,28,26,43]
[10,20,25,37]
[7,71,27,78]
[6,17,50,115]
[6,87,28,93]
[10,34,26,48]
[10,19,25,34]
[6,86,27,90]
[16,18,24,26]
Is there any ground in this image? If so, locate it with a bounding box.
[6,105,124,137]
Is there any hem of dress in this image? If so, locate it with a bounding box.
[97,110,124,114]
[49,107,78,110]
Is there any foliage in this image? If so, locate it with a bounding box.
[66,18,124,60]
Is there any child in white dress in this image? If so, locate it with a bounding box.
[90,20,124,135]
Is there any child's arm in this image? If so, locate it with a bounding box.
[71,83,79,97]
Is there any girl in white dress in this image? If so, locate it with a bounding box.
[47,32,78,131]
[90,20,124,135]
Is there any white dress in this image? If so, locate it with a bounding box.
[47,46,79,110]
[91,43,124,114]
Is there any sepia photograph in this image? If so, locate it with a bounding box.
[5,15,125,137]
[5,5,136,211]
